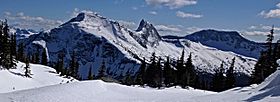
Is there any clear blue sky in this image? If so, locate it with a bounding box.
[0,0,280,42]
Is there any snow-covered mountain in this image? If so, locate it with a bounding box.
[185,30,264,58]
[163,30,265,59]
[10,27,38,39]
[0,62,76,93]
[18,11,256,83]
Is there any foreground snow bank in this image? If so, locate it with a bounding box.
[0,62,77,93]
[1,67,280,102]
[1,60,280,102]
[197,61,280,102]
[0,80,215,102]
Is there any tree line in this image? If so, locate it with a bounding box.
[0,20,17,70]
[120,26,278,92]
[0,20,32,77]
[118,51,237,92]
[251,26,279,84]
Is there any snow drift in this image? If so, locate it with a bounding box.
[0,80,215,102]
[0,62,76,93]
[196,60,280,102]
[0,66,280,102]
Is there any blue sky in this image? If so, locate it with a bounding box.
[0,0,280,42]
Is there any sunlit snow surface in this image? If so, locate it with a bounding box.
[196,60,280,102]
[0,62,76,93]
[0,80,215,102]
[0,60,279,101]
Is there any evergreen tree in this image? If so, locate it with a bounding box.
[55,52,65,75]
[87,65,94,80]
[217,62,225,91]
[274,40,280,59]
[31,54,36,63]
[69,51,79,78]
[0,20,16,69]
[199,72,208,90]
[135,57,146,86]
[17,43,25,62]
[75,61,80,79]
[180,49,185,62]
[123,70,133,86]
[41,49,48,66]
[155,57,162,88]
[97,60,106,79]
[9,34,17,69]
[225,57,236,89]
[267,26,277,78]
[2,20,10,67]
[0,21,3,67]
[272,39,280,73]
[24,57,31,78]
[163,56,174,87]
[211,62,225,92]
[185,53,196,87]
[34,48,40,64]
[65,66,70,77]
[251,52,267,84]
[176,49,185,86]
[69,51,75,76]
[11,33,17,57]
[266,25,274,57]
[0,21,7,67]
[251,26,277,84]
[145,52,157,87]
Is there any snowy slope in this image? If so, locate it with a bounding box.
[0,62,76,93]
[195,60,280,102]
[184,30,264,59]
[0,80,215,102]
[1,65,280,102]
[0,60,280,102]
[163,30,265,59]
[18,11,257,81]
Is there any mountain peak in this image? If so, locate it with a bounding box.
[136,19,150,32]
[196,29,240,37]
[134,19,162,47]
[64,11,106,24]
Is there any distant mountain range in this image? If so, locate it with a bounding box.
[163,30,265,59]
[10,27,38,39]
[16,11,260,85]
